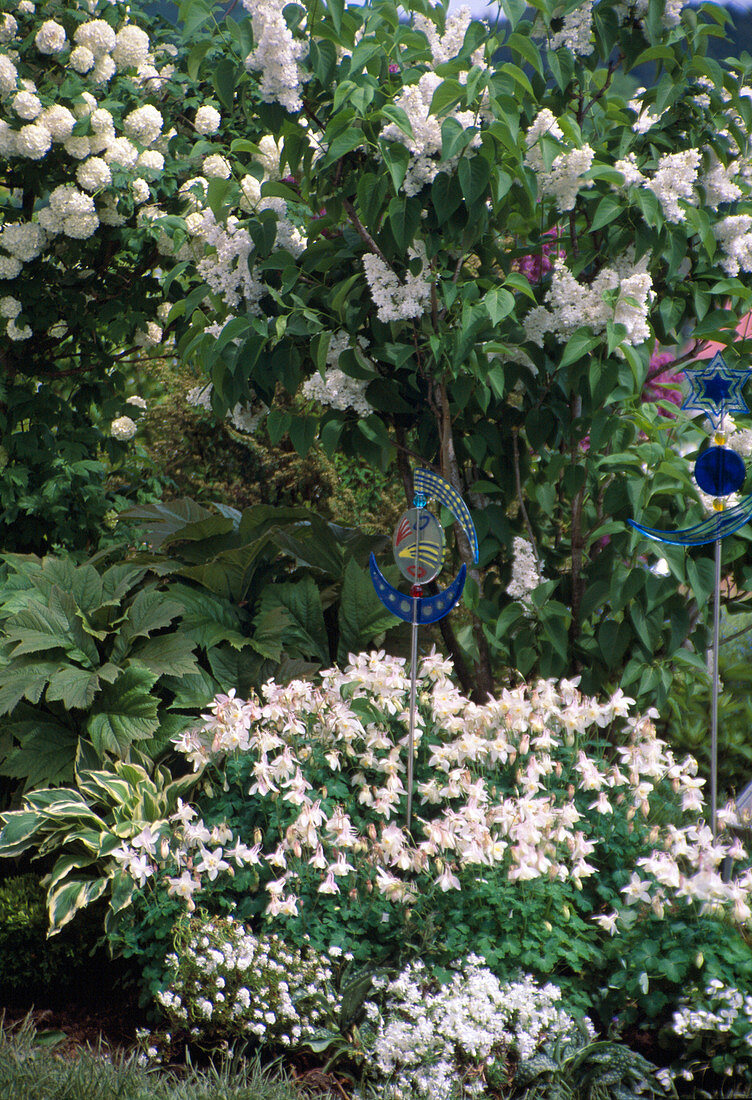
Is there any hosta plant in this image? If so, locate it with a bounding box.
[0,550,260,798]
[0,758,198,934]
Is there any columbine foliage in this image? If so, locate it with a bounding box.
[143,0,752,708]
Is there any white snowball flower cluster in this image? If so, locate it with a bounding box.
[34,19,66,55]
[76,156,112,193]
[0,54,17,95]
[12,90,41,120]
[241,0,308,112]
[112,25,150,71]
[123,105,163,146]
[524,253,653,352]
[524,110,595,213]
[381,71,481,197]
[110,415,137,441]
[507,536,541,602]
[0,14,17,44]
[301,331,374,416]
[15,122,50,159]
[38,184,99,239]
[362,243,432,322]
[194,105,222,135]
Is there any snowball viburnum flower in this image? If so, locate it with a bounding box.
[111,416,138,441]
[34,19,66,54]
[194,105,221,135]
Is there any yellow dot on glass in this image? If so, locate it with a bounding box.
[712,498,725,512]
[714,432,727,445]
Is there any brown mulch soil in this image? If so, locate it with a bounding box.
[1,992,143,1060]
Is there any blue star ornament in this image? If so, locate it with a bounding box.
[682,352,751,429]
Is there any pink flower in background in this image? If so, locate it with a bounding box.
[642,350,683,416]
[517,227,565,283]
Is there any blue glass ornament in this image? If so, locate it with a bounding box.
[694,446,746,497]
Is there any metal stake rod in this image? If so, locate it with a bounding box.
[406,500,423,833]
[711,536,721,837]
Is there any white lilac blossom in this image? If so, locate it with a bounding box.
[524,254,653,351]
[380,71,480,197]
[194,105,222,135]
[714,214,752,276]
[362,243,432,322]
[301,331,374,416]
[646,148,701,223]
[241,0,307,112]
[507,536,541,602]
[412,7,486,68]
[533,0,594,56]
[524,109,595,212]
[111,415,137,441]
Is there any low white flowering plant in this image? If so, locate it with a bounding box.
[149,913,344,1053]
[666,978,752,1087]
[354,957,596,1099]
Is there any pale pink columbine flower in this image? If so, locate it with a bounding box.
[171,798,197,826]
[279,894,299,916]
[589,791,613,814]
[195,847,230,881]
[592,911,619,935]
[308,845,328,870]
[435,864,461,891]
[226,839,261,866]
[318,872,339,894]
[127,853,154,888]
[167,870,201,907]
[329,852,356,877]
[132,824,160,856]
[622,873,653,905]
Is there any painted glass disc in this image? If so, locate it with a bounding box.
[694,446,745,497]
[392,508,445,583]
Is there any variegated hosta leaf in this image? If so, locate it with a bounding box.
[47,876,109,934]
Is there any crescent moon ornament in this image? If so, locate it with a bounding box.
[628,350,752,836]
[370,469,478,830]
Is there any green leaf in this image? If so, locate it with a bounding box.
[560,329,601,368]
[337,559,399,663]
[0,716,78,789]
[258,576,329,665]
[322,126,364,166]
[485,287,515,327]
[380,103,414,139]
[441,117,471,161]
[128,633,200,679]
[213,58,238,110]
[0,658,62,714]
[48,877,108,934]
[388,196,421,251]
[432,172,462,223]
[45,667,101,711]
[458,155,490,206]
[507,31,543,75]
[111,588,183,663]
[379,139,410,193]
[86,667,160,756]
[590,194,623,232]
[429,78,465,116]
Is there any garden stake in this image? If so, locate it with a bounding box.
[370,468,478,831]
[628,352,752,835]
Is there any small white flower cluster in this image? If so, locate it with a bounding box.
[357,957,594,1099]
[301,330,374,416]
[668,978,752,1082]
[524,253,653,351]
[362,242,432,323]
[507,536,541,602]
[524,110,594,213]
[110,415,138,441]
[155,914,343,1048]
[185,380,267,436]
[194,104,222,136]
[241,0,308,112]
[532,1,594,57]
[380,71,481,197]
